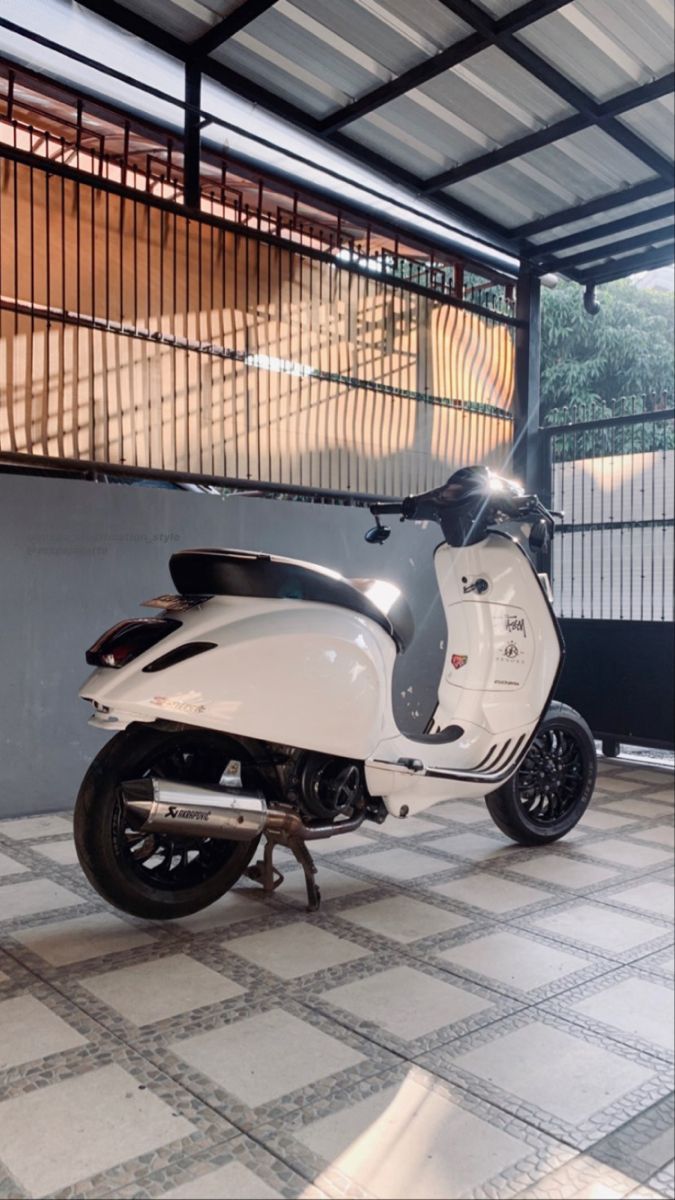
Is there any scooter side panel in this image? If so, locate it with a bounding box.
[80,596,396,759]
[367,535,563,815]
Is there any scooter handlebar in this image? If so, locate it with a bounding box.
[369,501,405,516]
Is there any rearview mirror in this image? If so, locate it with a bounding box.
[365,524,391,544]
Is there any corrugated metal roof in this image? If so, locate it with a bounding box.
[4,0,674,282]
[445,126,656,224]
[619,95,675,158]
[518,0,674,103]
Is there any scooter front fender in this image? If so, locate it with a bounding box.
[80,596,396,759]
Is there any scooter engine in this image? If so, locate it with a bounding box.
[299,752,364,821]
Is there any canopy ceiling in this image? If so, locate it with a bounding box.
[5,0,675,282]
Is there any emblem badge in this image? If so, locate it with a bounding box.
[451,654,468,670]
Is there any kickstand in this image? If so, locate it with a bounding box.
[245,835,284,894]
[245,833,321,912]
[288,837,321,912]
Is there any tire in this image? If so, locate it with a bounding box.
[485,702,597,845]
[74,724,262,920]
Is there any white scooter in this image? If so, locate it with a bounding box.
[75,466,596,918]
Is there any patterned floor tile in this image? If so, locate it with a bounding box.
[0,992,87,1070]
[0,1057,230,1199]
[114,1134,321,1199]
[308,958,518,1056]
[425,800,488,825]
[506,852,620,889]
[638,947,674,980]
[545,967,675,1061]
[419,1009,672,1149]
[370,815,442,838]
[80,952,246,1025]
[31,839,80,867]
[0,761,672,1198]
[432,927,609,1002]
[172,1006,365,1109]
[336,894,471,944]
[602,880,675,922]
[596,778,644,795]
[0,851,29,878]
[631,825,675,848]
[164,886,278,934]
[274,865,377,904]
[256,1063,574,1200]
[223,921,370,980]
[340,846,454,881]
[0,815,73,841]
[426,831,512,863]
[584,1093,674,1185]
[619,770,671,786]
[523,901,671,962]
[579,808,637,831]
[647,1160,675,1197]
[431,870,557,916]
[648,788,675,804]
[0,877,83,922]
[127,990,396,1135]
[515,1152,642,1198]
[602,800,674,820]
[580,838,673,869]
[11,911,156,966]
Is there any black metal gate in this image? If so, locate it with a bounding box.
[539,405,675,750]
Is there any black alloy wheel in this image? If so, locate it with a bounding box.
[485,701,597,845]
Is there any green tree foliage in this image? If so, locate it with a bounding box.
[541,277,674,419]
[540,277,674,459]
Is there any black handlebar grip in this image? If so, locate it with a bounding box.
[369,501,404,515]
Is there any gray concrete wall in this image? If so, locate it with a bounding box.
[0,474,444,817]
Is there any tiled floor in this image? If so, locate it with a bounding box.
[0,760,672,1199]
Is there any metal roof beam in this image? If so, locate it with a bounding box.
[576,242,675,284]
[73,0,188,60]
[317,0,569,133]
[532,202,675,257]
[512,178,669,238]
[0,14,522,269]
[544,223,674,269]
[440,1,674,183]
[423,73,674,192]
[189,0,279,61]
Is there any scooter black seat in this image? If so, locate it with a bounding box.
[169,548,414,653]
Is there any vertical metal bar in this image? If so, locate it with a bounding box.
[624,415,629,619]
[171,207,178,470]
[254,217,262,483]
[184,64,201,210]
[42,168,51,455]
[513,269,541,491]
[267,231,274,484]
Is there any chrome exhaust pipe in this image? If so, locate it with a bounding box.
[121,779,268,841]
[121,777,366,842]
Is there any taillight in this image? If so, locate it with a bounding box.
[85,618,181,669]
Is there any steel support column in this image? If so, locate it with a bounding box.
[184,63,201,209]
[513,270,542,493]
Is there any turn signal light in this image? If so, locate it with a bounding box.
[85,618,181,669]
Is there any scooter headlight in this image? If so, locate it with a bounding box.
[85,618,181,669]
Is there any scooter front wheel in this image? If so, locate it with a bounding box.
[74,724,261,919]
[485,702,596,845]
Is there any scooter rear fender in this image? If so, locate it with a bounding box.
[80,595,397,759]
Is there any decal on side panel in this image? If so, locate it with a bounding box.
[492,607,532,688]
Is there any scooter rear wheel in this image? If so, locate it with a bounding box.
[485,702,596,845]
[74,724,261,919]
